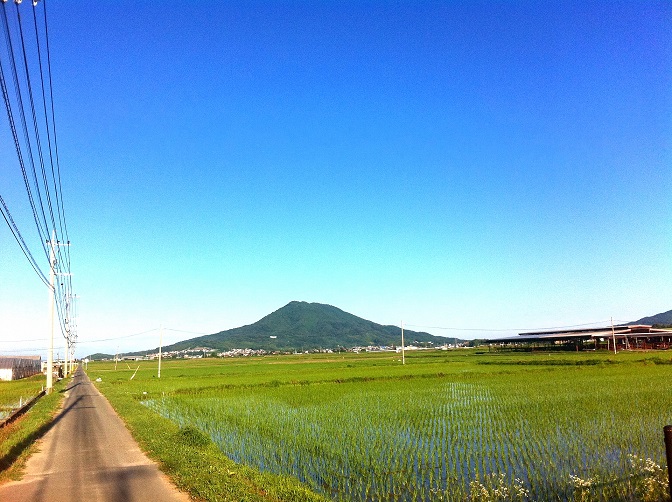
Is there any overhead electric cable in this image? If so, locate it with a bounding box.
[0,1,50,259]
[0,193,50,287]
[164,328,209,335]
[0,0,74,375]
[14,1,59,239]
[404,320,615,333]
[33,0,72,292]
[0,40,50,262]
[31,0,65,247]
[16,1,71,310]
[85,328,160,344]
[38,0,72,298]
[0,346,50,354]
[0,1,72,310]
[34,0,68,243]
[0,337,48,343]
[82,327,207,344]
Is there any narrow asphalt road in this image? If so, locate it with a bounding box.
[0,366,190,502]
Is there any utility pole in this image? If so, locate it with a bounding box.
[70,294,78,371]
[401,320,405,365]
[64,294,72,377]
[46,234,71,389]
[64,338,68,378]
[47,231,56,392]
[158,325,163,378]
[611,317,617,355]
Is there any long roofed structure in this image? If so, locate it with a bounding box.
[487,325,672,351]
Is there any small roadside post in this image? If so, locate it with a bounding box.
[665,425,672,499]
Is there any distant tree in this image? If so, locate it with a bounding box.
[466,339,486,347]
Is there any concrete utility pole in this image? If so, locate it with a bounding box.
[611,317,617,355]
[401,320,405,365]
[70,294,79,370]
[46,234,72,389]
[64,294,72,377]
[47,232,56,392]
[64,337,69,378]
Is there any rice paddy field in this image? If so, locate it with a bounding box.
[89,350,672,501]
[0,374,45,421]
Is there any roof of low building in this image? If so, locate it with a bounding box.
[0,356,42,368]
[487,325,672,344]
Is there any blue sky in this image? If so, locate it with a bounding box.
[0,1,670,357]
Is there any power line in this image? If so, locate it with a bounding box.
[0,337,48,343]
[0,193,50,287]
[0,2,50,252]
[36,0,71,274]
[404,320,618,333]
[0,0,74,382]
[67,327,209,345]
[0,0,73,346]
[31,1,66,249]
[1,327,160,354]
[14,1,59,240]
[41,0,73,310]
[84,328,160,344]
[164,328,209,335]
[0,346,50,354]
[0,26,50,261]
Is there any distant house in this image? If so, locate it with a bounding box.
[0,356,42,381]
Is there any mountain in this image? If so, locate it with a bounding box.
[85,353,114,361]
[633,309,672,327]
[132,301,451,354]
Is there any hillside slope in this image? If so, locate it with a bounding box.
[633,309,672,326]
[137,301,449,353]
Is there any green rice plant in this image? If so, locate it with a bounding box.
[0,374,45,419]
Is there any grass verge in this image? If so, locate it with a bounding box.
[0,379,66,484]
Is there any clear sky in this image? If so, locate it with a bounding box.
[0,1,670,357]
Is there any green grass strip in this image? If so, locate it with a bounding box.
[0,379,66,484]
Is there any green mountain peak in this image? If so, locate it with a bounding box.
[140,301,450,354]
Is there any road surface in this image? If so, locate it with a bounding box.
[0,366,190,502]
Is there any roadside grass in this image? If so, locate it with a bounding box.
[0,378,66,483]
